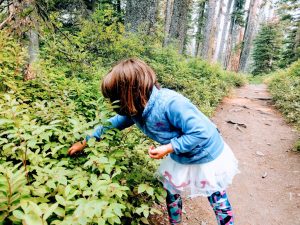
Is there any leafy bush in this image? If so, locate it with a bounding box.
[268,60,300,150]
[269,60,300,127]
[0,30,26,92]
[0,12,246,224]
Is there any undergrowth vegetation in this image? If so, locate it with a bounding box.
[0,9,246,225]
[268,60,300,151]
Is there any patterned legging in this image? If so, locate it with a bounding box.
[166,190,234,225]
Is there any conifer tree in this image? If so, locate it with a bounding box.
[280,22,300,67]
[252,22,283,75]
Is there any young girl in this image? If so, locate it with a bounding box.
[68,58,239,225]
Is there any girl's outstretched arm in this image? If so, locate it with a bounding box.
[68,115,134,156]
[86,114,134,141]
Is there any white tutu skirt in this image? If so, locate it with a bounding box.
[156,143,239,198]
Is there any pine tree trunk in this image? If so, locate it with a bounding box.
[163,0,174,47]
[294,25,300,56]
[213,0,225,61]
[125,0,159,33]
[217,0,233,63]
[116,0,121,14]
[195,1,206,57]
[224,0,240,69]
[228,27,244,71]
[200,0,217,61]
[238,0,260,72]
[84,0,97,11]
[168,0,191,54]
[25,28,39,80]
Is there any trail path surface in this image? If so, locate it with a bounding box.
[182,84,300,225]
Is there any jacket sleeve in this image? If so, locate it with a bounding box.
[166,96,212,154]
[86,114,134,141]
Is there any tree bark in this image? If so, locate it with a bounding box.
[168,0,191,53]
[213,0,225,61]
[217,0,233,63]
[224,0,242,69]
[163,0,174,47]
[200,0,217,61]
[238,0,260,72]
[25,28,39,80]
[0,0,14,30]
[84,0,97,11]
[195,0,206,57]
[228,26,244,71]
[116,0,121,14]
[125,0,159,33]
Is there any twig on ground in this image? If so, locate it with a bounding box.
[226,120,247,128]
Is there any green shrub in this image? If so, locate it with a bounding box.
[269,60,300,150]
[269,60,300,127]
[0,13,246,224]
[0,29,26,92]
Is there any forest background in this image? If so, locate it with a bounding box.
[0,0,299,224]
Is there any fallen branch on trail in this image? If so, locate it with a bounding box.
[226,120,247,128]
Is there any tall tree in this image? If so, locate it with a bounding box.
[25,27,39,80]
[163,0,174,47]
[277,0,300,67]
[238,0,261,72]
[200,0,216,60]
[223,0,245,69]
[252,22,283,75]
[212,0,224,62]
[125,0,159,33]
[195,0,207,57]
[168,0,191,53]
[280,22,300,67]
[217,0,233,63]
[0,0,42,80]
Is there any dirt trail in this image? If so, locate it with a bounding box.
[182,84,300,225]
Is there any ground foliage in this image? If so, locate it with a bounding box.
[0,8,246,224]
[268,60,300,151]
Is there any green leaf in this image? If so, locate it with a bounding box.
[29,202,43,217]
[23,212,43,225]
[55,195,65,206]
[97,218,106,225]
[137,184,147,194]
[111,203,125,217]
[108,216,121,224]
[13,209,24,220]
[0,119,14,126]
[27,139,37,148]
[155,194,165,203]
[43,203,58,220]
[140,217,150,224]
[143,208,149,218]
[145,186,154,196]
[135,207,143,215]
[54,206,65,217]
[103,207,114,218]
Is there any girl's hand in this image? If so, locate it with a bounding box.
[148,144,173,159]
[68,140,87,156]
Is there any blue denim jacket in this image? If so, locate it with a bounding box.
[87,86,224,164]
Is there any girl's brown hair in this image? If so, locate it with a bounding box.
[101,58,159,116]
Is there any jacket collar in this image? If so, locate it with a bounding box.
[142,86,159,118]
